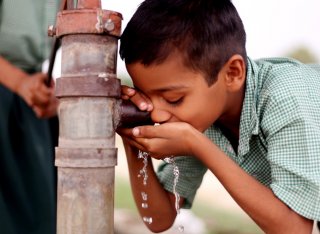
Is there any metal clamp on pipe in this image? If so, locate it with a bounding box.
[55,147,117,168]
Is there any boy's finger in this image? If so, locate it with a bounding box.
[120,133,147,152]
[121,85,153,111]
[139,92,153,111]
[121,94,130,100]
[130,93,153,111]
[125,138,147,152]
[121,86,147,110]
[121,85,136,97]
[117,127,133,137]
[132,125,163,139]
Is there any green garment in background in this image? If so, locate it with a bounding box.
[0,0,57,72]
[0,0,59,233]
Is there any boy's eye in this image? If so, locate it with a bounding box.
[166,97,183,106]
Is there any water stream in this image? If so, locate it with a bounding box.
[163,157,184,232]
[138,151,184,232]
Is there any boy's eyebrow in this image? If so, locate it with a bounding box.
[149,84,189,93]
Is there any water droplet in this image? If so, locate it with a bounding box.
[164,157,184,231]
[143,216,153,224]
[139,154,185,231]
[138,151,149,186]
[141,191,148,201]
[165,157,181,214]
[138,151,149,159]
[163,157,174,164]
[138,152,152,220]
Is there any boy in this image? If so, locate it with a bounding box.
[117,0,320,233]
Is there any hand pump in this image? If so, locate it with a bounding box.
[48,0,151,233]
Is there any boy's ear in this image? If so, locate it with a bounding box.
[222,54,246,91]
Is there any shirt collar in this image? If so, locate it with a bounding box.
[237,57,260,156]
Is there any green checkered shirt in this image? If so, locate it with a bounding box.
[157,57,320,220]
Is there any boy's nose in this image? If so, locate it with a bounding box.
[150,108,171,124]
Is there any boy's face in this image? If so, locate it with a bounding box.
[126,54,231,133]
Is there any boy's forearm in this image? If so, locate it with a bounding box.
[123,141,177,232]
[0,56,26,93]
[190,132,313,234]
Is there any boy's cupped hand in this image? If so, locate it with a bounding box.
[119,121,197,159]
[119,85,198,159]
[131,122,197,159]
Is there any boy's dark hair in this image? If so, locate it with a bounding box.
[120,0,247,85]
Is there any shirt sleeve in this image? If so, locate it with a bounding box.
[157,156,207,209]
[262,91,320,220]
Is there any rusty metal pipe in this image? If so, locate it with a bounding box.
[77,0,101,9]
[115,100,153,129]
[49,1,150,233]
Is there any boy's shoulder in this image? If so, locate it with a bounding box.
[245,57,320,137]
[253,56,316,77]
[248,57,320,98]
[253,56,320,78]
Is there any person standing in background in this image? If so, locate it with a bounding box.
[0,0,59,233]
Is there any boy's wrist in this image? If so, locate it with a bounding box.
[186,126,203,157]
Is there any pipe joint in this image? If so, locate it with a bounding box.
[55,75,121,98]
[54,9,122,38]
[55,147,117,168]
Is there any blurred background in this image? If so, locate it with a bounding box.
[100,0,320,78]
[52,1,320,233]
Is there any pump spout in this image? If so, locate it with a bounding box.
[115,99,153,129]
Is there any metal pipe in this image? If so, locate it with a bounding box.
[49,2,151,233]
[55,34,119,234]
[77,0,101,9]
